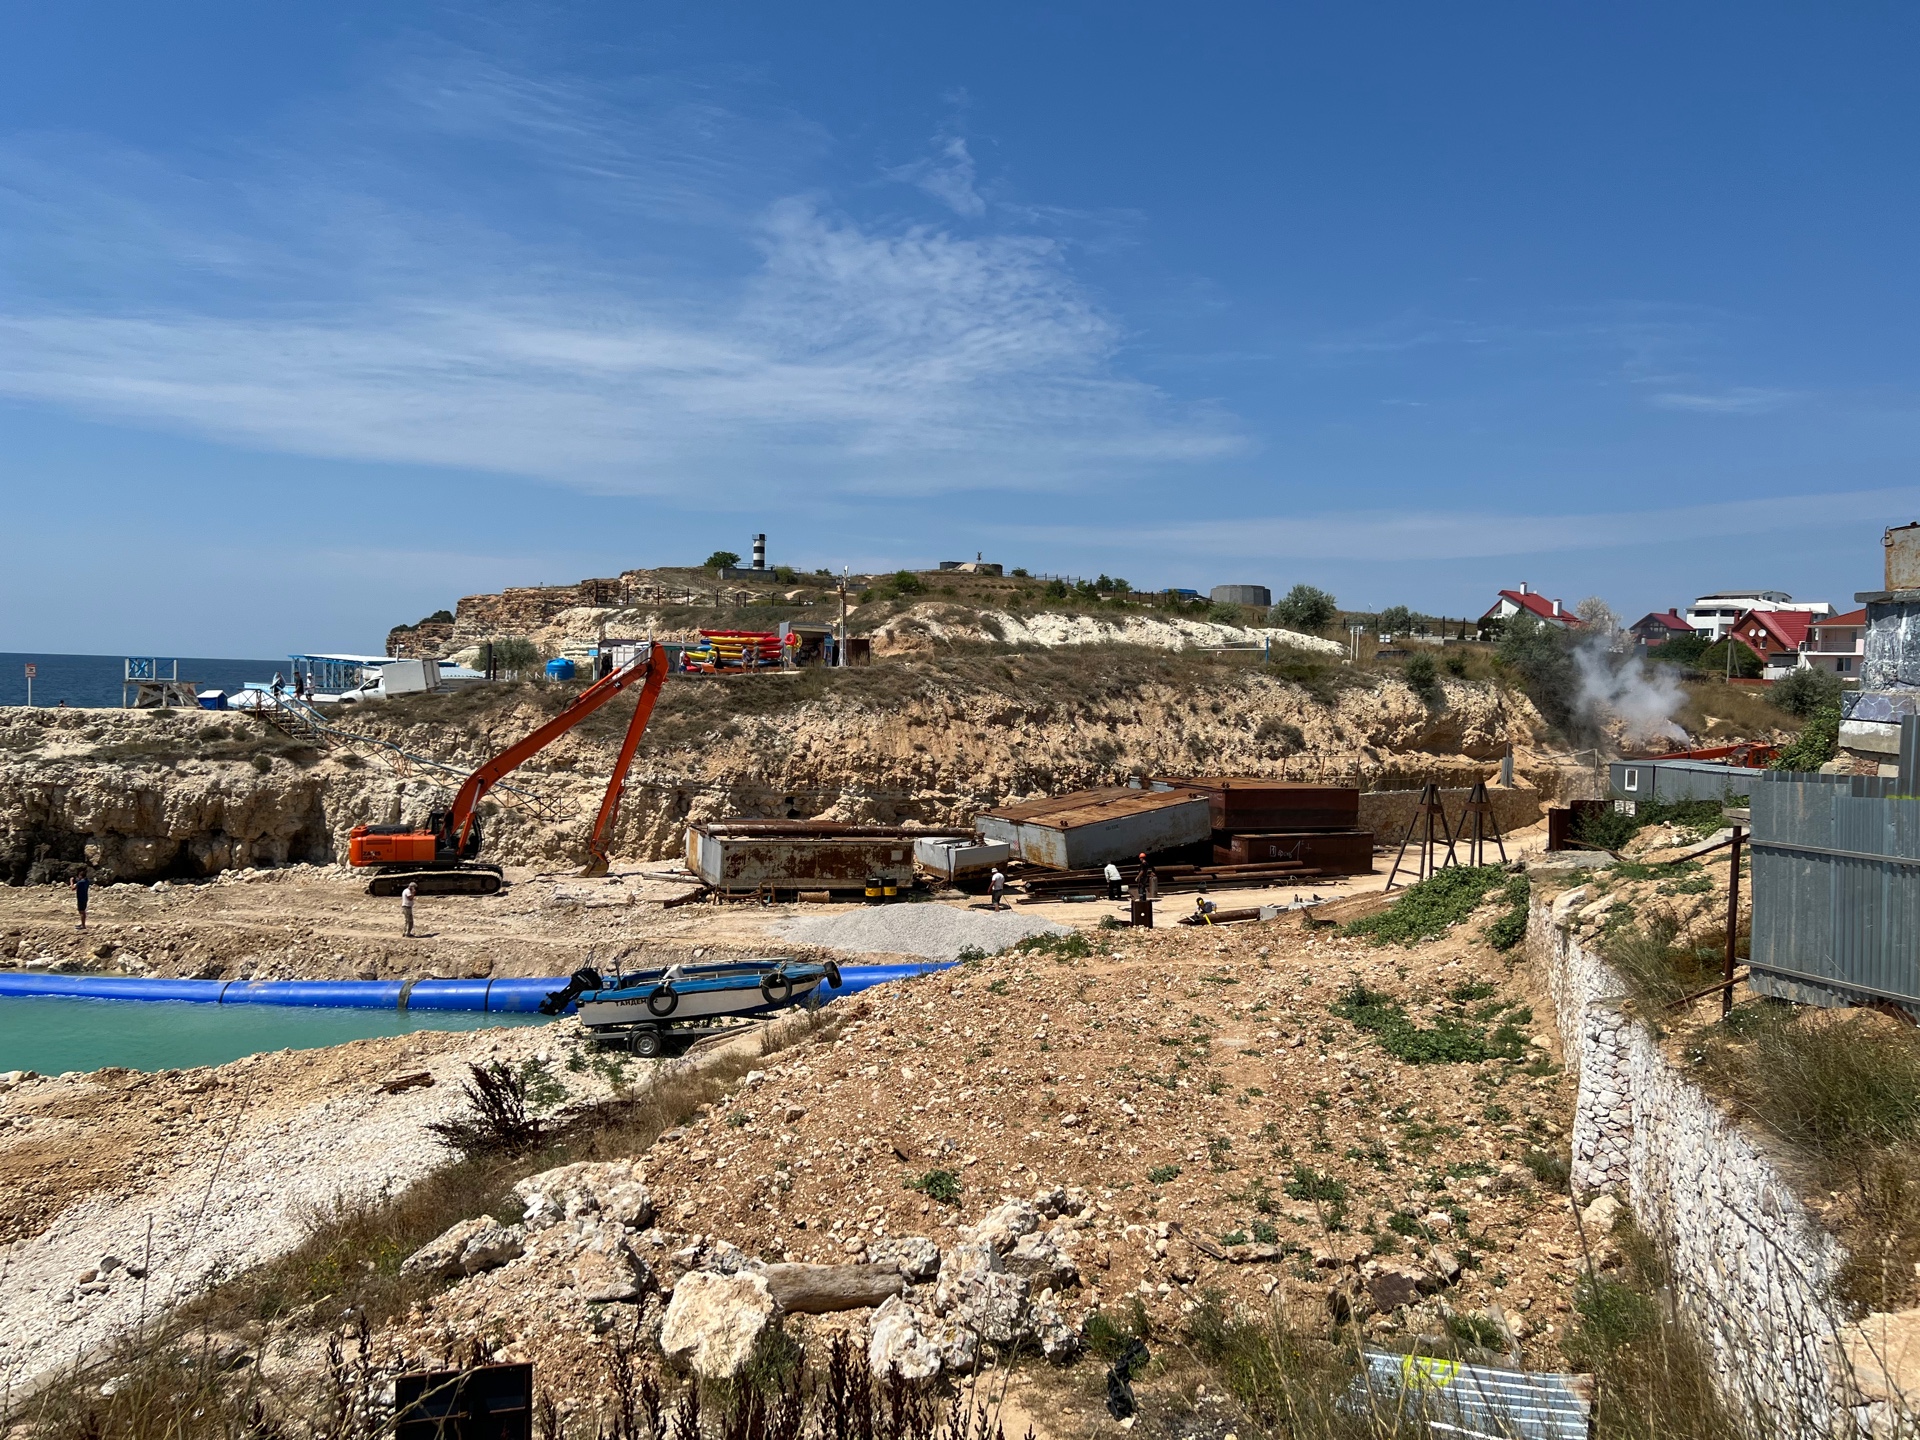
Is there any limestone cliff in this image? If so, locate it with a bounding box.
[0,654,1552,883]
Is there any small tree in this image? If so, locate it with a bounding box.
[1404,651,1441,705]
[1272,584,1337,632]
[704,550,741,570]
[1377,605,1413,636]
[1773,665,1843,717]
[892,570,926,596]
[1497,613,1578,731]
[478,636,541,678]
[1044,578,1069,600]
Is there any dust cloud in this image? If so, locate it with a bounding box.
[1572,637,1687,747]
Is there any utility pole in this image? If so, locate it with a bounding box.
[838,568,850,668]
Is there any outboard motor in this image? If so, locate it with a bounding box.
[539,966,604,1016]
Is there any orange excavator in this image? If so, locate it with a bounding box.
[348,643,671,896]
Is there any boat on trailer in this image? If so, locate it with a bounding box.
[539,958,841,1056]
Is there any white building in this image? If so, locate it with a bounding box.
[1800,608,1867,680]
[1684,590,1833,641]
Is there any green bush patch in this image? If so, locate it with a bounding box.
[1330,982,1529,1065]
[1344,865,1509,946]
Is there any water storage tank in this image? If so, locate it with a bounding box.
[1209,585,1272,608]
[545,657,576,681]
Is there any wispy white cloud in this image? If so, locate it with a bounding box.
[0,52,1237,499]
[887,135,987,218]
[1649,386,1798,415]
[998,486,1920,564]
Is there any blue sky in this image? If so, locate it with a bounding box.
[3,2,1918,654]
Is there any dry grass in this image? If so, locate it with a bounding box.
[1699,1006,1920,1312]
[1676,679,1795,740]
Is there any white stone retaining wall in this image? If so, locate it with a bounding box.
[1535,890,1850,1435]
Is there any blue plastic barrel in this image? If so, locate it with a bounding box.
[545,657,576,681]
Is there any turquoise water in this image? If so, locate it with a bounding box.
[0,998,552,1074]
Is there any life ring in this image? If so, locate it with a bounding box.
[761,972,793,1005]
[824,961,842,990]
[646,985,679,1017]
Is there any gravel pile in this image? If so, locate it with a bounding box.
[779,903,1070,961]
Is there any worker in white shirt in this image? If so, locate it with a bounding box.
[1104,861,1123,901]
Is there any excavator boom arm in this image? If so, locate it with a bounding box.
[445,645,665,853]
[580,644,670,875]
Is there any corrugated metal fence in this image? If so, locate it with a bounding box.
[1750,769,1920,1014]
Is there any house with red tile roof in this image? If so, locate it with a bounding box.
[1480,583,1585,630]
[1730,609,1816,679]
[1629,609,1696,646]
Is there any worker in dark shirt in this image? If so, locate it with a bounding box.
[71,871,90,931]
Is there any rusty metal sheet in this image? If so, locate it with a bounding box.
[980,787,1205,830]
[687,825,917,890]
[1155,776,1361,832]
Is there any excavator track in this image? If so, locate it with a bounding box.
[365,867,504,897]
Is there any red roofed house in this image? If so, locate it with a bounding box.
[1481,582,1585,631]
[1801,607,1867,681]
[1629,609,1697,647]
[1730,609,1815,680]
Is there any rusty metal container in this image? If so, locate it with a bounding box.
[1153,777,1360,833]
[1212,831,1375,874]
[686,822,940,892]
[1888,522,1920,592]
[975,788,1211,869]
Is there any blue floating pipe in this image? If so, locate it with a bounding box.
[403,979,495,1012]
[218,979,406,1009]
[0,973,229,1003]
[0,962,953,1011]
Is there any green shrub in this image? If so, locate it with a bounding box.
[891,570,926,596]
[1343,864,1508,945]
[1484,874,1531,951]
[1330,981,1526,1065]
[1282,1165,1350,1227]
[1771,701,1841,772]
[1522,1146,1570,1187]
[1772,665,1843,717]
[1011,930,1092,959]
[1270,583,1337,632]
[1404,651,1440,704]
[1044,578,1069,599]
[1496,613,1578,731]
[906,1168,961,1204]
[1148,1164,1182,1184]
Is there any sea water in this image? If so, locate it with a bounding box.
[0,652,285,709]
[0,997,551,1075]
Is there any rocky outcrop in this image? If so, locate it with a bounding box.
[402,1217,525,1279]
[513,1160,654,1232]
[659,1270,777,1378]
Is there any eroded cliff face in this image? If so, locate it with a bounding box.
[0,667,1552,883]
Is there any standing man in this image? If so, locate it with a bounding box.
[988,867,1006,912]
[401,880,417,937]
[71,870,90,931]
[1135,852,1158,899]
[1104,860,1123,902]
